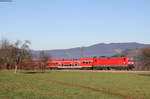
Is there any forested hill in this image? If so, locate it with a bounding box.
[32,42,150,59]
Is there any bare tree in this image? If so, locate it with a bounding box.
[0,38,13,69]
[138,47,150,70]
[39,51,51,72]
[12,40,32,73]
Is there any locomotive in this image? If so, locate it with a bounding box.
[47,57,135,70]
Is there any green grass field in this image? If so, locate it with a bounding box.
[0,70,150,99]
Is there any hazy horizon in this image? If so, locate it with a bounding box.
[32,42,149,51]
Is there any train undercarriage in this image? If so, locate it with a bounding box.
[48,65,135,70]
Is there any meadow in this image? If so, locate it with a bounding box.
[0,70,150,99]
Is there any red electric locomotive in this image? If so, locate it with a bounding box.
[92,57,134,70]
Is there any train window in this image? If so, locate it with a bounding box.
[128,58,134,61]
[82,61,90,64]
[84,62,86,64]
[124,58,126,61]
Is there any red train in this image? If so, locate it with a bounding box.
[47,57,135,70]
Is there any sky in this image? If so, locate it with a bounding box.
[0,0,150,50]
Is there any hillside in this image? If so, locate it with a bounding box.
[32,42,150,59]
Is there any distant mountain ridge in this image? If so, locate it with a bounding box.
[32,42,150,59]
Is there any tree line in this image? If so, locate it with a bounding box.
[0,38,51,73]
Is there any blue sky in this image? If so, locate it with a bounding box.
[0,0,150,50]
